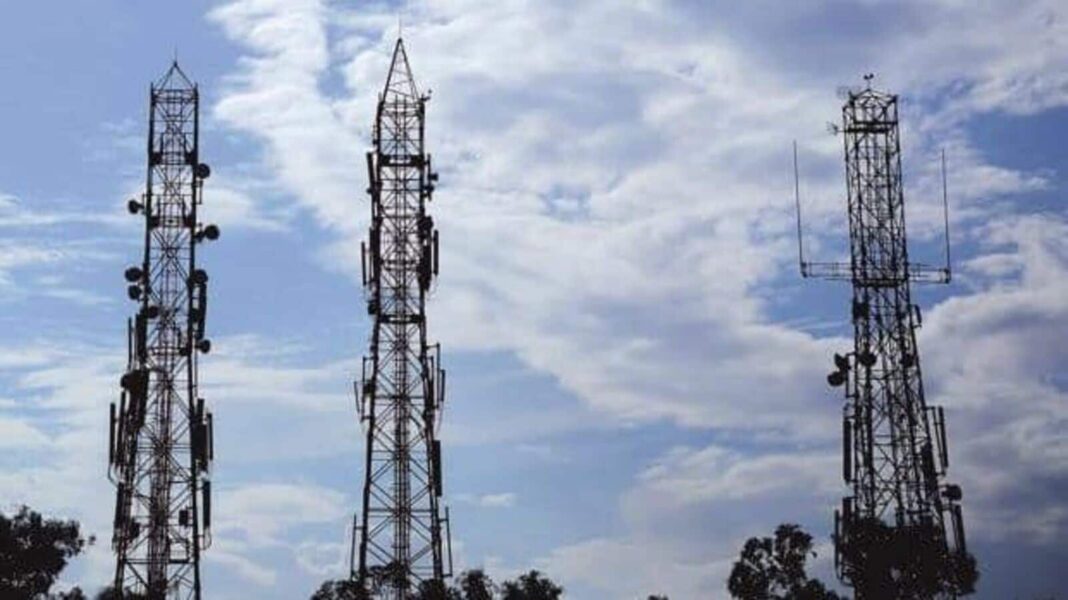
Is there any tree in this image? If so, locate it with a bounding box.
[94,585,150,599]
[413,578,462,600]
[310,578,369,600]
[728,523,841,600]
[500,570,563,600]
[842,517,977,597]
[457,570,496,600]
[0,505,91,599]
[311,569,564,600]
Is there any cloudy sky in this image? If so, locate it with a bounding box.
[1,1,1066,598]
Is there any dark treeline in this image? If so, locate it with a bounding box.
[2,505,994,599]
[313,569,564,599]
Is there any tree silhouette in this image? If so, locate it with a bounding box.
[310,578,369,600]
[413,578,463,600]
[841,517,977,597]
[500,570,563,600]
[728,523,841,600]
[94,585,150,599]
[311,569,565,600]
[0,505,91,599]
[457,569,496,600]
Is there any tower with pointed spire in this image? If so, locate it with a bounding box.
[108,61,218,599]
[353,38,452,598]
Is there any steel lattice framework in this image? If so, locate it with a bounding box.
[800,80,970,598]
[108,62,218,600]
[354,38,452,598]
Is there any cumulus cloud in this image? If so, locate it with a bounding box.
[197,0,1068,597]
[0,0,1062,596]
[922,214,1068,544]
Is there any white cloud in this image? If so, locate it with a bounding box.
[0,336,361,594]
[456,492,517,508]
[215,482,348,547]
[0,415,50,448]
[203,0,1068,596]
[209,0,1066,443]
[209,542,279,587]
[921,214,1068,544]
[538,442,840,599]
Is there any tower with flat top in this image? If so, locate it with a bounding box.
[108,61,218,600]
[799,78,975,598]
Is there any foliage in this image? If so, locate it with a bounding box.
[728,523,841,600]
[0,505,91,599]
[841,517,978,597]
[500,570,564,600]
[93,586,149,599]
[310,578,369,600]
[457,570,496,600]
[413,578,462,600]
[311,569,564,600]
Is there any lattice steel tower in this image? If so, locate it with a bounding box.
[353,38,452,598]
[108,62,218,599]
[797,78,972,597]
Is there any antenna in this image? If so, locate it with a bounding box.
[793,141,807,274]
[110,61,217,599]
[801,80,971,597]
[941,149,952,281]
[398,0,408,39]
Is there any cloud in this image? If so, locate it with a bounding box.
[0,335,360,594]
[456,492,517,508]
[0,415,50,448]
[215,482,348,547]
[209,542,279,587]
[209,0,1066,443]
[537,442,839,599]
[921,214,1068,545]
[204,0,1068,596]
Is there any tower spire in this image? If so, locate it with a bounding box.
[353,37,452,599]
[382,38,420,101]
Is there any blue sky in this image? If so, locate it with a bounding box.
[1,1,1066,598]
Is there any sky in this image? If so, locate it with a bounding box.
[0,1,1066,598]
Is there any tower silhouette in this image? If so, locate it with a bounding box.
[108,62,218,599]
[353,38,452,598]
[799,80,973,597]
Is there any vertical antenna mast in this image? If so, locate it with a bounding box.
[108,61,219,599]
[800,80,974,598]
[354,38,452,598]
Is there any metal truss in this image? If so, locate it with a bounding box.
[108,62,218,600]
[353,38,452,599]
[799,79,970,599]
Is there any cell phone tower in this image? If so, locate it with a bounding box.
[107,61,219,599]
[352,38,452,598]
[795,76,974,598]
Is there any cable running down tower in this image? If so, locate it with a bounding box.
[354,38,452,598]
[108,62,219,599]
[797,78,974,598]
